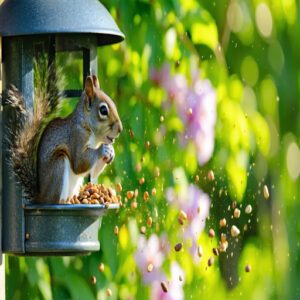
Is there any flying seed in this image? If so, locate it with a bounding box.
[131,201,138,209]
[147,263,154,272]
[208,228,215,238]
[234,208,241,218]
[98,263,105,273]
[143,191,149,201]
[91,276,97,285]
[245,204,252,214]
[127,191,134,199]
[106,288,112,297]
[263,185,269,199]
[174,243,183,252]
[213,248,219,256]
[139,177,145,185]
[146,141,151,149]
[188,108,193,115]
[116,183,122,193]
[114,226,119,236]
[207,170,215,181]
[231,225,240,237]
[151,188,157,196]
[197,245,203,257]
[208,256,214,267]
[140,226,146,234]
[179,210,187,220]
[160,116,165,122]
[147,216,153,227]
[245,264,251,272]
[161,281,168,293]
[219,218,227,228]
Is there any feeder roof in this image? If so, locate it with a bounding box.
[0,0,124,45]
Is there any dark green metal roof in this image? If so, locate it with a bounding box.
[0,0,124,45]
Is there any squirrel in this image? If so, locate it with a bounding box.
[6,70,123,204]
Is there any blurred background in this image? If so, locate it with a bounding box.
[3,0,300,299]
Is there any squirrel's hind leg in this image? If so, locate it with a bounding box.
[38,156,67,204]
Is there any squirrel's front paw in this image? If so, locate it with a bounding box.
[100,144,115,164]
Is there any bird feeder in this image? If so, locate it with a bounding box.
[0,0,124,255]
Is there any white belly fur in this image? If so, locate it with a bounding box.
[59,158,86,203]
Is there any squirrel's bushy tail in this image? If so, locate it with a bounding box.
[6,57,63,201]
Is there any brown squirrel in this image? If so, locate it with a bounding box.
[6,72,122,204]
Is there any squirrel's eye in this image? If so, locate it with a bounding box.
[99,103,109,119]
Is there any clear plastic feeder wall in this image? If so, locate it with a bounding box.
[0,0,124,255]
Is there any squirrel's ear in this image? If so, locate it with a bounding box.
[92,75,100,89]
[85,76,94,99]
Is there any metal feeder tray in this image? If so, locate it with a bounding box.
[23,203,119,256]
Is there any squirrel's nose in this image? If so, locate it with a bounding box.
[114,121,123,134]
[118,121,123,134]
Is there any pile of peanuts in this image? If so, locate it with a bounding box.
[66,182,121,206]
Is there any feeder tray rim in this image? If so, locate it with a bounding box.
[24,203,120,211]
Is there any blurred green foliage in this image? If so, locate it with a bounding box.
[5,0,300,299]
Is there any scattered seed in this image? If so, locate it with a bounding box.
[139,177,145,185]
[207,170,215,181]
[245,204,252,214]
[151,188,157,196]
[106,288,112,297]
[234,208,241,218]
[147,263,154,272]
[220,233,227,243]
[179,275,183,282]
[245,264,251,272]
[143,191,149,201]
[219,218,227,228]
[114,226,119,236]
[91,276,97,285]
[147,216,153,227]
[146,141,151,149]
[179,210,187,220]
[154,167,160,177]
[213,247,219,256]
[178,217,184,225]
[232,201,237,209]
[98,263,105,273]
[25,233,30,240]
[195,175,199,182]
[197,245,203,257]
[174,243,183,252]
[263,185,269,200]
[116,183,122,193]
[129,129,134,139]
[231,225,240,237]
[219,241,228,252]
[136,162,142,173]
[160,116,165,122]
[188,108,193,115]
[161,281,168,293]
[131,201,138,209]
[127,191,134,199]
[208,256,214,267]
[140,226,146,234]
[208,228,215,238]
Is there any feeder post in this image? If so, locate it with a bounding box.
[0,11,5,298]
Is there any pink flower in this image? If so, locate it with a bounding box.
[167,184,210,260]
[135,234,165,283]
[150,65,217,165]
[151,262,184,300]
